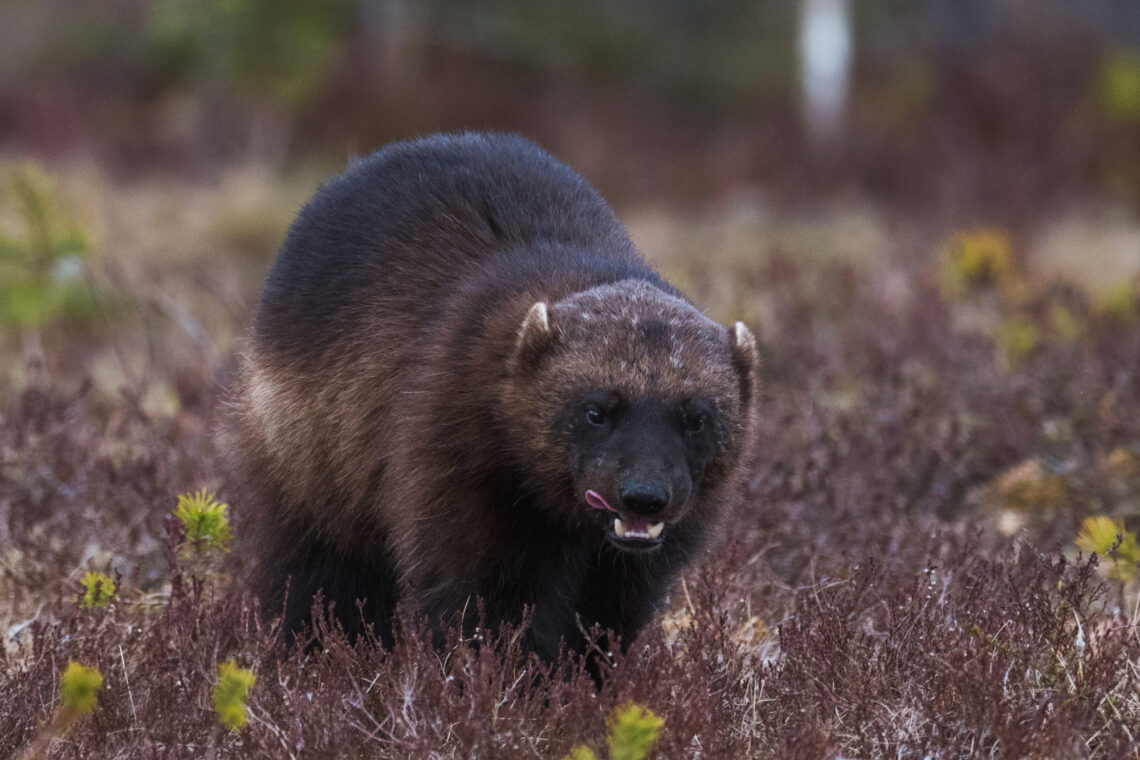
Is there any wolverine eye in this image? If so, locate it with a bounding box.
[585,406,607,426]
[682,401,712,435]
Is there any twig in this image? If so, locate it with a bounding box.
[119,645,137,725]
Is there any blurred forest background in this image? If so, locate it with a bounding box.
[5,2,1140,756]
[2,0,1139,369]
[3,0,1140,212]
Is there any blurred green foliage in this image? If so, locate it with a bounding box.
[995,316,1039,366]
[0,164,96,329]
[145,0,352,106]
[1049,305,1082,341]
[939,229,1013,300]
[421,0,797,106]
[1091,279,1138,321]
[1098,48,1140,123]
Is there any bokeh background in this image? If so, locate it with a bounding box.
[3,0,1139,389]
[3,0,1140,213]
[6,0,1140,208]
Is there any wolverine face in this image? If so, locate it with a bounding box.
[510,279,759,552]
[563,388,725,551]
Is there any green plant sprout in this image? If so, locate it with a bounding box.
[78,572,116,608]
[1076,515,1140,581]
[60,661,103,715]
[15,662,104,760]
[175,489,232,554]
[213,661,256,730]
[565,701,665,760]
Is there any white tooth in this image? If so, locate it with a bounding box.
[647,522,664,539]
[614,518,626,537]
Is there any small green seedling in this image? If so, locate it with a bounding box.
[79,572,116,608]
[60,661,103,715]
[175,489,232,554]
[565,701,665,760]
[15,662,104,760]
[1076,515,1140,581]
[213,661,256,730]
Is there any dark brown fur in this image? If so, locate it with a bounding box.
[224,133,759,660]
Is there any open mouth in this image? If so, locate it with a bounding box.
[586,489,665,549]
[609,516,665,550]
[612,517,664,540]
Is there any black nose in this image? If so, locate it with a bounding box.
[619,479,670,515]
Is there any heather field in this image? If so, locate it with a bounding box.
[2,162,1140,758]
[5,3,1140,756]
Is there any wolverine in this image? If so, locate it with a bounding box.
[225,132,759,661]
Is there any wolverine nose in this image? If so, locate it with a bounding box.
[619,479,670,515]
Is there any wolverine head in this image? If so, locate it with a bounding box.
[509,280,759,552]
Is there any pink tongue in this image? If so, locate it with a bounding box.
[585,489,618,513]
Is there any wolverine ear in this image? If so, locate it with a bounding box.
[729,321,760,408]
[514,301,557,371]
